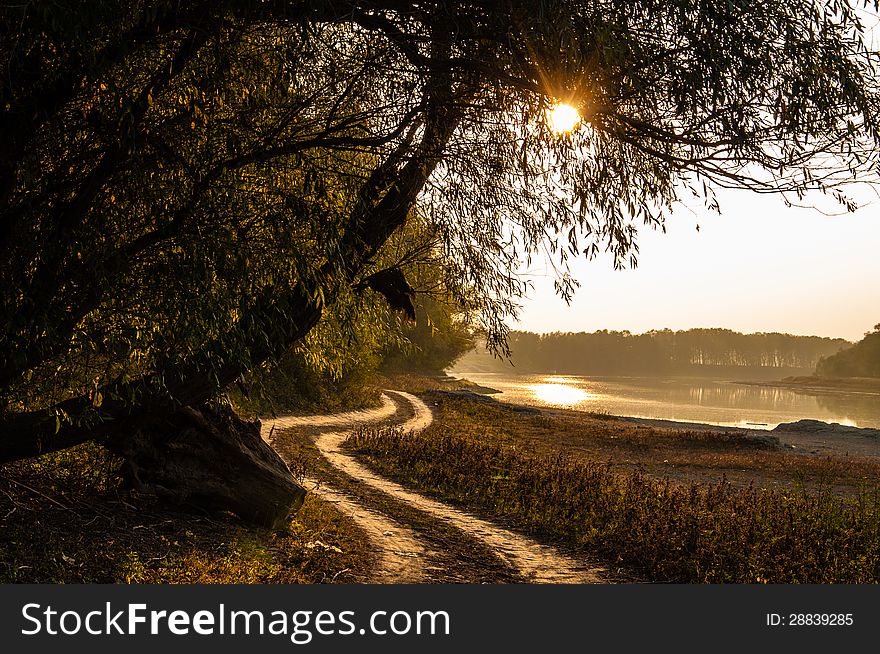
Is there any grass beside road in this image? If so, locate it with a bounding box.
[0,443,371,583]
[346,392,880,583]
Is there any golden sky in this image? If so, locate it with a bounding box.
[515,8,880,343]
[515,185,880,342]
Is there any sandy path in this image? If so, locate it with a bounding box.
[263,393,397,433]
[306,390,608,583]
[299,479,431,583]
[262,398,432,583]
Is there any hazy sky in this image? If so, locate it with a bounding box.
[514,185,880,342]
[514,8,880,343]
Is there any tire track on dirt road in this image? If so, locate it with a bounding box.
[263,395,431,583]
[265,390,610,583]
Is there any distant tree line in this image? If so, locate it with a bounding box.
[458,329,850,377]
[816,325,880,378]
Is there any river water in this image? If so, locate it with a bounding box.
[448,371,880,430]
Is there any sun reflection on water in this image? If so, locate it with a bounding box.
[528,382,589,406]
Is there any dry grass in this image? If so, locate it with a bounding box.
[420,393,880,495]
[346,393,880,583]
[0,443,371,583]
[377,372,487,394]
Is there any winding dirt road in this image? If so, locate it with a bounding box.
[263,395,431,583]
[263,391,609,584]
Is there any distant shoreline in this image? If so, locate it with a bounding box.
[451,368,880,396]
[441,372,880,457]
[736,375,880,396]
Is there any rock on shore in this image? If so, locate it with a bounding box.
[772,419,880,439]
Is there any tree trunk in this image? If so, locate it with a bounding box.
[108,402,305,529]
[0,285,323,465]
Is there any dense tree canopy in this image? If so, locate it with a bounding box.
[2,0,879,461]
[817,324,880,377]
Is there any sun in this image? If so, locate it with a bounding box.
[547,102,580,133]
[528,382,589,406]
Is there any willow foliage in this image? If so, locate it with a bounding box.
[1,1,878,457]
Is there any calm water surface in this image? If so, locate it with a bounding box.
[450,371,880,430]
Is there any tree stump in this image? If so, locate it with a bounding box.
[110,402,305,529]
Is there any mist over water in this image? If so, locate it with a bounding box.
[452,372,880,430]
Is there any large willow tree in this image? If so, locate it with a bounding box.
[2,0,879,462]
